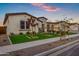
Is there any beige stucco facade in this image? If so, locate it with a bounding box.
[37,17,47,33]
[53,23,60,32]
[4,14,39,35]
[3,13,48,35]
[3,13,79,35]
[47,21,70,32]
[69,23,79,33]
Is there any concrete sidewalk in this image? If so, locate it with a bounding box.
[0,34,10,46]
[0,34,79,54]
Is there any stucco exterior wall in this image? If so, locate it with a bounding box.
[70,24,79,33]
[5,15,39,35]
[53,23,60,32]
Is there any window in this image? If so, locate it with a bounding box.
[47,24,50,31]
[42,24,44,32]
[26,21,30,29]
[20,21,25,29]
[52,25,54,31]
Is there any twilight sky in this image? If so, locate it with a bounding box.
[0,3,79,25]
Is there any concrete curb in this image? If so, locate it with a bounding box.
[7,36,13,45]
[34,39,79,56]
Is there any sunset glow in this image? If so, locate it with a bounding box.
[31,3,60,12]
[0,3,79,26]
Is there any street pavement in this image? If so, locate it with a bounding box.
[48,42,79,56]
[58,44,79,56]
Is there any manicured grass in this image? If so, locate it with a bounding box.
[68,32,77,35]
[10,32,76,44]
[10,33,60,44]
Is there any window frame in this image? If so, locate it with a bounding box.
[20,20,25,30]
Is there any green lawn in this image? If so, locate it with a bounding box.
[10,32,76,44]
[10,33,60,44]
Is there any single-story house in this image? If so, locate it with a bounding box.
[3,12,48,35]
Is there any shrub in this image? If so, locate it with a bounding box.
[32,31,36,35]
[19,32,23,35]
[26,32,30,35]
[10,33,15,36]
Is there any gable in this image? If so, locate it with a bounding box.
[3,12,37,25]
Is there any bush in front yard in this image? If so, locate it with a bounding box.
[19,32,23,35]
[10,33,15,36]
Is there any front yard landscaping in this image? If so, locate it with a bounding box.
[10,32,76,44]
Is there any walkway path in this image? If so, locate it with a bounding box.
[0,34,10,46]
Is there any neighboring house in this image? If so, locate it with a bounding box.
[47,21,79,34]
[58,21,70,32]
[47,21,70,33]
[47,22,60,33]
[69,23,79,33]
[3,12,48,35]
[38,17,48,33]
[47,22,54,32]
[52,22,60,32]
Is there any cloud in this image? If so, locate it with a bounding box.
[31,3,60,12]
[31,3,44,7]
